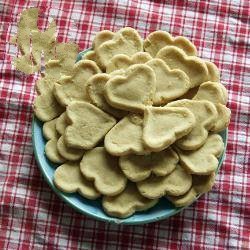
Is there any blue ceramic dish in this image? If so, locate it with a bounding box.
[32,49,228,225]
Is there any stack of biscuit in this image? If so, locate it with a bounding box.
[32,26,230,218]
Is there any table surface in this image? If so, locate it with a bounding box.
[0,0,249,249]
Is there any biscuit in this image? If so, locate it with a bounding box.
[43,118,65,164]
[105,114,148,156]
[42,118,58,140]
[144,31,197,57]
[193,81,231,132]
[167,100,218,150]
[86,73,127,118]
[54,60,101,106]
[80,147,127,196]
[65,102,116,149]
[119,147,178,182]
[54,162,100,199]
[166,172,216,207]
[143,107,196,152]
[83,50,97,62]
[156,46,208,88]
[106,52,152,73]
[45,139,66,164]
[102,182,158,218]
[93,30,115,49]
[137,165,192,199]
[176,134,224,175]
[206,61,220,82]
[146,59,190,105]
[96,27,143,69]
[57,136,84,161]
[55,112,68,135]
[177,86,199,100]
[34,76,64,121]
[104,64,156,113]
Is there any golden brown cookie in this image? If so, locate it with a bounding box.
[176,134,224,175]
[119,147,178,182]
[102,182,158,218]
[95,27,143,69]
[54,161,100,199]
[144,31,197,57]
[143,106,196,151]
[156,46,208,88]
[104,64,156,113]
[167,100,218,150]
[80,147,127,196]
[146,58,190,105]
[65,101,116,150]
[104,114,148,156]
[137,165,192,199]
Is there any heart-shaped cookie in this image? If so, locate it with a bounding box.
[65,102,116,149]
[167,99,218,150]
[137,165,192,199]
[205,61,220,82]
[104,114,149,156]
[106,52,152,73]
[55,112,68,135]
[144,31,197,57]
[86,73,127,118]
[119,147,178,182]
[104,64,156,112]
[54,60,101,106]
[193,81,231,132]
[54,162,100,199]
[143,107,196,151]
[95,27,143,69]
[175,134,224,175]
[146,59,191,105]
[156,46,208,88]
[102,182,158,218]
[80,147,127,196]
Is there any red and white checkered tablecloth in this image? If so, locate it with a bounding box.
[0,0,249,249]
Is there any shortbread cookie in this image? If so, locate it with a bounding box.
[43,119,65,164]
[96,27,143,69]
[43,118,58,140]
[55,112,68,135]
[146,59,190,105]
[65,102,116,149]
[156,46,208,88]
[177,86,199,100]
[144,31,197,57]
[102,182,158,218]
[93,30,115,49]
[166,188,197,207]
[176,134,224,175]
[80,147,127,196]
[167,100,217,150]
[57,136,84,161]
[54,162,100,199]
[34,77,64,121]
[104,64,156,112]
[106,52,152,73]
[192,172,216,193]
[119,147,178,182]
[205,61,220,82]
[193,82,230,132]
[86,73,127,118]
[143,107,196,152]
[137,165,192,199]
[105,114,148,156]
[45,139,66,164]
[83,51,97,62]
[193,81,228,105]
[166,172,216,207]
[54,60,101,106]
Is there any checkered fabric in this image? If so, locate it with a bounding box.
[0,0,249,249]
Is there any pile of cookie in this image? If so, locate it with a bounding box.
[34,27,230,218]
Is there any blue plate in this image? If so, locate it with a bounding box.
[32,49,228,225]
